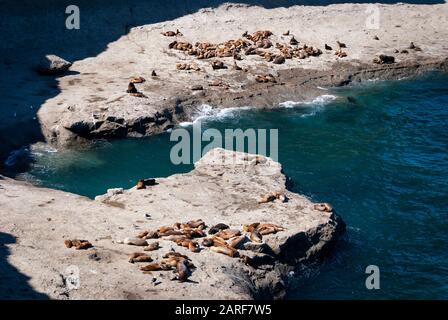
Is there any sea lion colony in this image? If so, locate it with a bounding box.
[119,219,288,282]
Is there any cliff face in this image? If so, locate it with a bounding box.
[0,149,344,299]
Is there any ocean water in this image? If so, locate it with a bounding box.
[15,72,448,299]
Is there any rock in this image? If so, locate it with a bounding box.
[36,54,72,75]
[373,54,395,64]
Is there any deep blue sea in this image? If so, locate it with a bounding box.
[17,72,448,299]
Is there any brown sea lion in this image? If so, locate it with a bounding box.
[65,239,92,250]
[249,230,263,243]
[128,252,153,263]
[313,202,333,212]
[136,179,145,189]
[64,239,73,248]
[283,30,290,36]
[228,235,246,249]
[210,245,238,258]
[215,229,241,240]
[242,223,260,233]
[130,76,145,84]
[144,242,160,251]
[176,260,191,282]
[137,230,149,238]
[140,263,162,271]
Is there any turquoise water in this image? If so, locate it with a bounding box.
[19,73,448,299]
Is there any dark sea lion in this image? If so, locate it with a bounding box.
[325,44,332,50]
[209,223,229,234]
[176,260,191,282]
[336,40,346,48]
[373,35,379,40]
[126,82,138,94]
[283,30,290,36]
[151,70,157,77]
[289,37,298,46]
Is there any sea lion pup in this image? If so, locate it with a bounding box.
[242,31,249,38]
[208,223,230,235]
[64,239,73,248]
[210,245,239,258]
[325,44,332,50]
[313,202,333,212]
[161,29,182,37]
[215,229,241,240]
[336,40,346,49]
[188,241,200,253]
[290,37,298,46]
[126,82,138,94]
[144,242,160,251]
[283,30,290,36]
[140,263,163,272]
[130,76,145,84]
[249,230,263,243]
[128,252,153,263]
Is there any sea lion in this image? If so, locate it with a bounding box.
[161,29,182,37]
[228,235,246,249]
[215,229,241,240]
[144,242,160,251]
[130,76,145,84]
[283,30,290,36]
[176,260,191,282]
[188,241,200,253]
[409,42,422,51]
[184,219,205,229]
[325,44,332,50]
[373,54,395,64]
[123,237,148,246]
[249,230,263,243]
[400,49,409,54]
[208,223,229,235]
[140,263,162,271]
[258,193,277,204]
[144,230,159,239]
[273,55,285,64]
[137,230,149,238]
[129,252,153,263]
[65,239,92,250]
[257,223,285,235]
[210,246,238,258]
[313,202,333,212]
[335,49,347,58]
[242,223,260,233]
[126,82,138,94]
[290,37,298,46]
[336,41,346,49]
[151,70,157,77]
[202,238,214,247]
[64,239,73,248]
[136,179,145,189]
[211,60,226,70]
[373,35,379,40]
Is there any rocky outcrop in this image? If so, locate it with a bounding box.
[36,55,72,76]
[0,149,344,299]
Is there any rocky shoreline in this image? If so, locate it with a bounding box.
[0,149,345,299]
